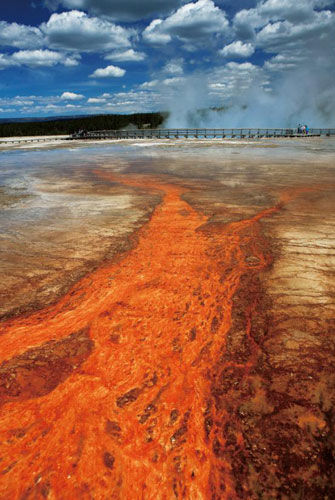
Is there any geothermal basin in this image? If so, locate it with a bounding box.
[0,137,334,499]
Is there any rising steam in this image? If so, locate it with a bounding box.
[166,54,335,128]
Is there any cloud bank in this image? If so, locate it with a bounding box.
[0,0,333,126]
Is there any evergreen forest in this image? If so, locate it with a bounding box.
[0,112,166,137]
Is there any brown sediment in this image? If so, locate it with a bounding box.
[205,186,335,498]
[0,169,334,499]
[0,327,93,406]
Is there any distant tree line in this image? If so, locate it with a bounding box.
[0,112,166,137]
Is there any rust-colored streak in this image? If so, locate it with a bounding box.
[0,172,306,499]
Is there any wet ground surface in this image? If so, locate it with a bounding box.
[0,138,334,499]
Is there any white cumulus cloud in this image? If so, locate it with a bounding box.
[90,64,126,78]
[0,54,14,70]
[256,10,335,52]
[140,80,160,89]
[41,10,133,52]
[143,0,229,45]
[0,21,44,49]
[45,0,182,22]
[233,0,335,41]
[105,49,147,62]
[0,50,80,69]
[220,41,255,58]
[87,97,106,103]
[60,91,84,100]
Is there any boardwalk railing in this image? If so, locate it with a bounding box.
[2,129,334,146]
[71,128,335,140]
[0,136,69,146]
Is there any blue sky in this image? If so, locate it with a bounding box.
[0,0,334,124]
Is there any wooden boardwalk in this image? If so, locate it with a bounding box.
[71,128,335,140]
[1,128,334,146]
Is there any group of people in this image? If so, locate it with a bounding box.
[297,124,309,134]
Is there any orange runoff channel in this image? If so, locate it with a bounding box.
[0,171,311,499]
